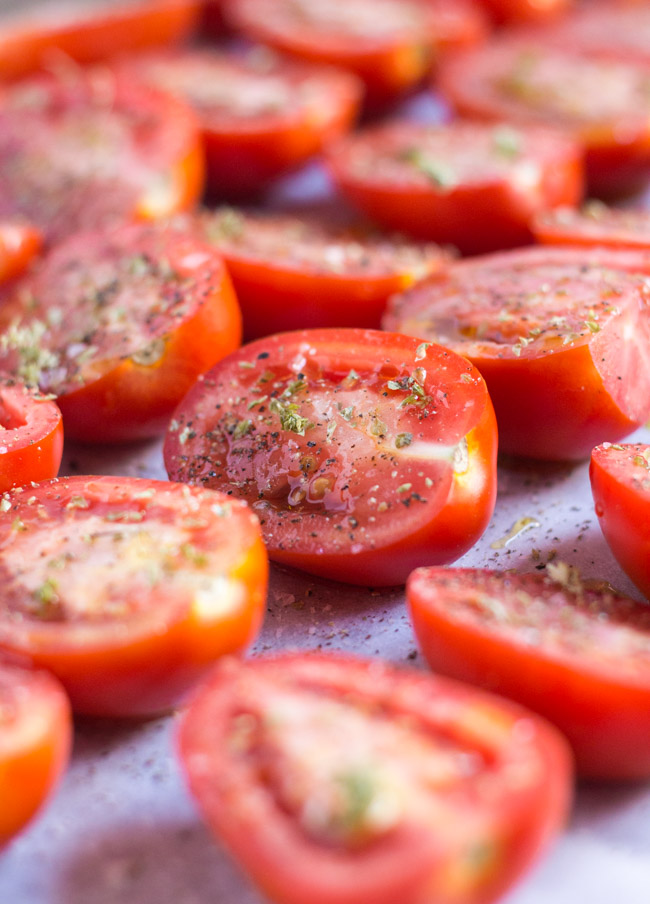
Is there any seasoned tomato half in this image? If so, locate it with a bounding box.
[118,46,361,199]
[326,120,583,254]
[198,206,450,338]
[179,654,572,904]
[0,66,204,245]
[408,565,650,780]
[164,329,497,586]
[0,374,63,493]
[225,0,486,108]
[385,247,650,460]
[0,221,41,284]
[533,201,650,251]
[0,659,71,847]
[590,442,650,601]
[0,476,268,718]
[0,220,241,443]
[438,36,650,197]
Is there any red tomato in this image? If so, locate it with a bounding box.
[0,0,201,81]
[0,374,63,493]
[533,202,650,251]
[590,442,650,601]
[408,565,650,780]
[0,220,241,443]
[0,67,204,245]
[326,120,583,255]
[164,329,497,586]
[225,0,486,108]
[385,247,650,460]
[178,653,572,904]
[478,0,571,25]
[0,476,268,718]
[0,221,41,284]
[438,36,650,197]
[116,46,361,199]
[536,2,650,66]
[0,658,71,847]
[197,207,450,339]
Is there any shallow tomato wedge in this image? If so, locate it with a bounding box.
[0,67,204,245]
[164,329,497,585]
[0,476,268,718]
[438,36,650,197]
[408,565,650,780]
[0,220,241,443]
[198,207,450,338]
[0,374,63,493]
[118,46,361,199]
[533,202,650,251]
[0,658,71,847]
[590,442,650,601]
[327,120,583,254]
[0,221,41,284]
[179,654,572,904]
[385,247,650,460]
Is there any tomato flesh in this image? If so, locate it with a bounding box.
[0,374,63,493]
[533,202,650,251]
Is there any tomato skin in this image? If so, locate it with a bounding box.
[408,566,650,780]
[0,375,63,493]
[0,659,71,847]
[0,221,41,284]
[533,203,650,251]
[178,653,572,904]
[164,328,498,586]
[479,0,571,25]
[0,476,268,718]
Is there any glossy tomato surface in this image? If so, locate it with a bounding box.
[590,442,650,601]
[0,476,268,718]
[0,221,41,284]
[198,207,450,338]
[385,247,650,460]
[438,36,650,197]
[0,659,71,847]
[164,329,497,585]
[179,654,572,904]
[0,374,63,493]
[533,202,650,251]
[0,67,204,244]
[0,220,241,443]
[408,565,650,779]
[118,46,361,199]
[327,119,583,254]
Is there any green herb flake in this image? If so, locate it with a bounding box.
[180,543,208,567]
[492,125,522,158]
[233,419,253,440]
[247,395,268,410]
[66,496,90,510]
[460,373,472,383]
[104,511,145,522]
[397,483,412,493]
[584,319,601,334]
[401,148,457,188]
[395,432,413,448]
[415,342,431,361]
[270,399,313,435]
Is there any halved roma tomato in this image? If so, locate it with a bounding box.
[0,221,41,284]
[408,565,650,780]
[225,0,486,108]
[0,220,241,443]
[0,66,204,245]
[0,658,71,847]
[116,46,361,199]
[0,374,63,493]
[533,201,650,251]
[0,0,201,81]
[0,476,268,718]
[590,442,650,601]
[438,36,650,197]
[164,329,497,586]
[327,120,583,254]
[197,207,450,338]
[178,654,572,904]
[384,247,650,460]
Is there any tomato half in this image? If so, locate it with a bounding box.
[164,329,497,586]
[197,207,450,338]
[0,0,201,81]
[178,654,572,904]
[116,46,361,199]
[225,0,486,108]
[590,442,650,601]
[0,221,41,285]
[478,0,570,26]
[0,658,71,847]
[0,374,63,493]
[408,565,650,780]
[0,219,241,443]
[384,247,650,460]
[438,36,650,197]
[537,2,650,66]
[533,202,650,251]
[0,476,268,718]
[0,66,204,245]
[326,120,583,254]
